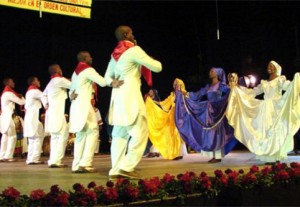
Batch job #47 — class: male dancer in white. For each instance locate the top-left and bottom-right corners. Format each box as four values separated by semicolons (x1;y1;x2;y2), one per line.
42;64;71;168
69;51;123;173
23;76;44;164
105;25;162;179
0;78;25;162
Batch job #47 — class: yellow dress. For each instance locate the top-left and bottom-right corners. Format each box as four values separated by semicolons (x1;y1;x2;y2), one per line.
145;92;182;159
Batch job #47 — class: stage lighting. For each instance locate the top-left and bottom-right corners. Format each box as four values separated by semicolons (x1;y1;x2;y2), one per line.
248;75;256;87
238;75;257;88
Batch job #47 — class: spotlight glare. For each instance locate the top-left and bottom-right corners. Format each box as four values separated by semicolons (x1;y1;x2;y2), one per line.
248;75;256;87
244;76;250;87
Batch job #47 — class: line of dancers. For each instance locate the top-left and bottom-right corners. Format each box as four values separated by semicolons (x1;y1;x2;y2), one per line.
1;36;300;181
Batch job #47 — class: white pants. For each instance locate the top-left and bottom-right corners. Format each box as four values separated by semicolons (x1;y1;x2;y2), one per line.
0;120;16;160
94;139;100;154
26;122;44;164
109;115;148;176
48;122;69;166
72;107;98;171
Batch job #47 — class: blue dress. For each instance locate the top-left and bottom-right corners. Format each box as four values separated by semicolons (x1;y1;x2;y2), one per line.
175;82;237;154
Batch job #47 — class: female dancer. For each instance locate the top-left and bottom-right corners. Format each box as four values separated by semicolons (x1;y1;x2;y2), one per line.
145;79;187;160
226;60;300;163
175;68;237;163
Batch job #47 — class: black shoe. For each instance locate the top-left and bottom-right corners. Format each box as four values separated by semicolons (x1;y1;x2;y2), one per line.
72;169;84;173
27;161;44;165
173;156;183;160
208;158;215;163
80;166;97;173
146;153;155;158
49;164;68;168
210;158;222;163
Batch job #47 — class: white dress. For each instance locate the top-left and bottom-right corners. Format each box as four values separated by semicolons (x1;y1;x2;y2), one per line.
226;73;300;162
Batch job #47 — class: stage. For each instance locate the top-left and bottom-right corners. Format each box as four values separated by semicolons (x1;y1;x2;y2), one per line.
1;150;300;195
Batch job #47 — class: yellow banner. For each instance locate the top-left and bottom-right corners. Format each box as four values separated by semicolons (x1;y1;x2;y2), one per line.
0;0;91;19
50;0;92;7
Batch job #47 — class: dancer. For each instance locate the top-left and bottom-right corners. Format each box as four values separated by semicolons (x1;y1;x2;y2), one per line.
105;25;162;179
143;88;161;158
69;51;122;173
23;76;44;164
41;64;71;168
175;68;236;163
226;60;300;163
146;79;188;160
0;78;25;162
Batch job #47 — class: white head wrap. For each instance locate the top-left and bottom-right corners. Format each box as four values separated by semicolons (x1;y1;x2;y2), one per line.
270;60;282;76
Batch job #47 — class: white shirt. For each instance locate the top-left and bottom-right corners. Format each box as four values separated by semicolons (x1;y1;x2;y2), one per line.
23;89;43;137
0;91;25;133
105;45;162;126
41;77;71;133
69;67;106;133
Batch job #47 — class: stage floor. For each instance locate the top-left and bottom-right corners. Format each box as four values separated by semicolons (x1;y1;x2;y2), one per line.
1;150;300;194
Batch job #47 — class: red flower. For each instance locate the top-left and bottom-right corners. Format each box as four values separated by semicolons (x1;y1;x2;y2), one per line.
106;181;114;188
94;185;105;193
30;189;46;201
200;171;207;177
189;171;196;177
180;172;194;182
50;185;60;194
200;177;211;189
88;181;96;189
140;177;161;196
289;168;300;177
225;168;233;174
104;188;118;201
84;189;97;202
73;183;84;192
261;166;272;175
227;171;239;184
274;169;290;181
177;173;183;179
250;165;259;173
214;170;224;178
290;162;300;169
238;169;244;174
163;173;175;183
126;186;139;199
45;186;69;206
2;187;20;200
57;192;69;206
272;162;287;171
219;176;228;186
116;178;130;186
242;173;257;185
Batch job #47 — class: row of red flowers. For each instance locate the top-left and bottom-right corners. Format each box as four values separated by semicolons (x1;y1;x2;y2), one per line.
1;162;300;206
